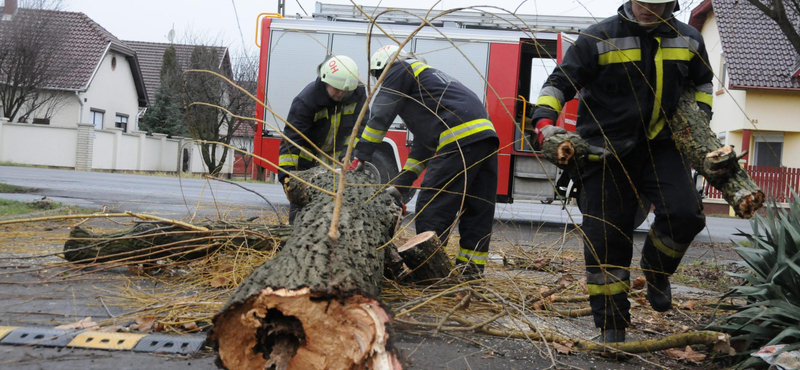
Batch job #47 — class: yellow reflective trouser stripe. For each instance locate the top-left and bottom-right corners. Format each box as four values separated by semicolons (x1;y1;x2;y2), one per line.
437;119;495;151
411;61;430;77
650;230;689;259
279;154;299;167
695;91;713;107
598;49;642;65
343;102;357;115
457;248;488;265
662;48;694;62
536;95;563;114
587;280;631;296
647;37;665;140
361;125;386;143
402;158;425;175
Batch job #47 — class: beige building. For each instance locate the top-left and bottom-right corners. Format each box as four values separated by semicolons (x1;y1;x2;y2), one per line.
690;0;800;169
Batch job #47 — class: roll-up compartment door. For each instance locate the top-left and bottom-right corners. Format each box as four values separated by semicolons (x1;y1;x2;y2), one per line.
264;31;330;133
413;39;489;103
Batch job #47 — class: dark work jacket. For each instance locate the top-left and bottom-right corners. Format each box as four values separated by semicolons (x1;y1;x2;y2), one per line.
278;78;368;177
354;59;497;187
531;3;714;157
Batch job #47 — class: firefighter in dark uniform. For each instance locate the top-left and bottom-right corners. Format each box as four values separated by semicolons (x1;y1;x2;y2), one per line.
529;0;714;343
278;55;368;224
351;45;499;275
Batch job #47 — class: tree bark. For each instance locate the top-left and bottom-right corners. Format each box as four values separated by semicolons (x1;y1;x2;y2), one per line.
209;166;403;370
670;88;764;218
63;222;291;264
395;231;454;283
541;87;765;218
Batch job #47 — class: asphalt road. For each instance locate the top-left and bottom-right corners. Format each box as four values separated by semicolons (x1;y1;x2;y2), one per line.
0;165;743;369
0;166;751;242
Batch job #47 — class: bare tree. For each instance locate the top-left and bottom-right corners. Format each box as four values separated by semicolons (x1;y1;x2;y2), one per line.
0;0;70;122
184;48;257;175
745;0;800;56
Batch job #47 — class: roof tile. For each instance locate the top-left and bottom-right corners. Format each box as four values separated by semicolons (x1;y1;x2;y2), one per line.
713;0;800;89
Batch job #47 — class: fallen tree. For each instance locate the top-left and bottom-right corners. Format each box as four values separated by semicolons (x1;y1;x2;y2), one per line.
541;86;764;218
63;222;292;264
209;167;404;370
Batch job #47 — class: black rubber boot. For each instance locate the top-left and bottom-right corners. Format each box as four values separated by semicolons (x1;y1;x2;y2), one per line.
599;328;629;360
454;260;484;278
644;270;672;312
601;329;626;343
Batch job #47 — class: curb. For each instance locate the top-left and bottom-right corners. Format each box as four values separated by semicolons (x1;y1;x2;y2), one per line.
0;326;207;355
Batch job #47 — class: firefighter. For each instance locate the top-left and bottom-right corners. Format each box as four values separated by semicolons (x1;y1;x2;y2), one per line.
529;0;713;343
350;45;499;276
278;55;368;224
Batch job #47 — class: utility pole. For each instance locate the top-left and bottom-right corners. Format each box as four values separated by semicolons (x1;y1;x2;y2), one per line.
277;0;285;17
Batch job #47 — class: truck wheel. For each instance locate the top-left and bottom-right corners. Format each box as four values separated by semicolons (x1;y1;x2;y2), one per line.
371;149;416;204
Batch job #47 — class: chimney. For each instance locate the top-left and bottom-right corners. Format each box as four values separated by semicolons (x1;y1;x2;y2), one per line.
2;0;18;21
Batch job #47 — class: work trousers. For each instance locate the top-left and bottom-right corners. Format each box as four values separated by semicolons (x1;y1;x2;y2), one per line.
414;138;499;269
578;138;706;329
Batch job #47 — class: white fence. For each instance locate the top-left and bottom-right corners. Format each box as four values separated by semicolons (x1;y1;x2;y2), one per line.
0;119;232;174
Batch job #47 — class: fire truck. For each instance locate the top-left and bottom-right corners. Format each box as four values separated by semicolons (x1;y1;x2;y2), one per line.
252;2;596;203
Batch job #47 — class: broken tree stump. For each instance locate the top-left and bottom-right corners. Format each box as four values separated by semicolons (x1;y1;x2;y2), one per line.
541;87;764;218
396;231;453;283
63;222;291;264
670;87;764;218
209;166;403;370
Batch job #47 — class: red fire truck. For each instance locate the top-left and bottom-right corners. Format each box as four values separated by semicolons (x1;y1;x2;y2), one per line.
252;3;595;203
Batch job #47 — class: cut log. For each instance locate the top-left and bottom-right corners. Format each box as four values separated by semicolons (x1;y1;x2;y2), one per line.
670;87;764;218
541;132;590;174
541;87;764;218
396;231;453;283
63;222;291;264
209;166;403;370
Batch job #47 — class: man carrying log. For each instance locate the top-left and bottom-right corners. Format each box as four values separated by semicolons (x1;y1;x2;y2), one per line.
278;54;368;223
527;0;714;343
350;45;499;276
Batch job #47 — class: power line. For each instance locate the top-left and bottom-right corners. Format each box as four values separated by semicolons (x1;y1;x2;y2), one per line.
296;0;309;16
230;0;248;55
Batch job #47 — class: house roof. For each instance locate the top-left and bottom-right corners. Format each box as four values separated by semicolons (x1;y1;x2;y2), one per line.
124;41;230;104
0;7;148;104
691;0;800;90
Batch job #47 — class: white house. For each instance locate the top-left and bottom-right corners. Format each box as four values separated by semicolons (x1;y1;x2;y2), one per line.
0;3;231;174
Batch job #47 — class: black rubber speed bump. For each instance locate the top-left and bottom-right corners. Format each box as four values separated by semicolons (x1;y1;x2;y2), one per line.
133;334;206;355
0;327;77;347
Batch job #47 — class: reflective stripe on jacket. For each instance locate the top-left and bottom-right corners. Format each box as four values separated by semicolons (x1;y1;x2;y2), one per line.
531;3;713;156
354;59;497;187
278;78;368;175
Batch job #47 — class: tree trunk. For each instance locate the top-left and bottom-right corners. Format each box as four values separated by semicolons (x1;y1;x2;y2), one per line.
209;166;403;370
63;222;291;264
395;231;454;283
541;87;764;218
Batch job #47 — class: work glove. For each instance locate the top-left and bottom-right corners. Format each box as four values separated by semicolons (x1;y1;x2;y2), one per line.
534;118;567;149
385;186;407;215
586;145;613;162
347;158;364;172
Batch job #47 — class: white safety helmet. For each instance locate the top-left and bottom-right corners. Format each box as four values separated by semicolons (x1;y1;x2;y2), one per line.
318;55;359;91
369;45;405;78
633;0;679;12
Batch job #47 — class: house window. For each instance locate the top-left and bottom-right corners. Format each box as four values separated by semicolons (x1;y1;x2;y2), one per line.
115;114;128;132
753;132;783;167
90;109;105;130
32;118;50;125
111;56;117;71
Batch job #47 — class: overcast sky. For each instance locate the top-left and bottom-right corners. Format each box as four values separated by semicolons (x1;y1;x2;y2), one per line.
56;0;629;55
